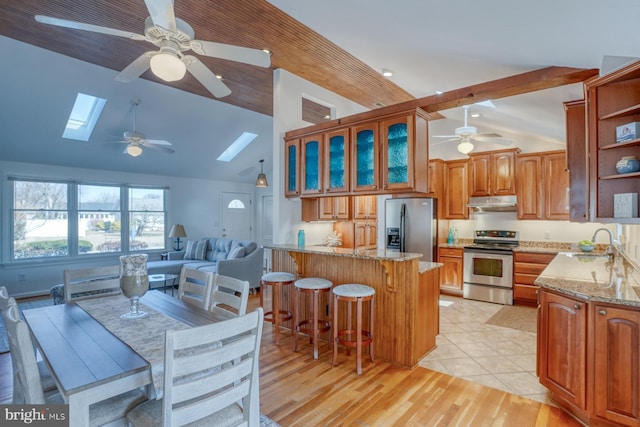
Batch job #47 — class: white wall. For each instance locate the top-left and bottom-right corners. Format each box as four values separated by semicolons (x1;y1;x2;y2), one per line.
271;69;367;245
0;160;256;297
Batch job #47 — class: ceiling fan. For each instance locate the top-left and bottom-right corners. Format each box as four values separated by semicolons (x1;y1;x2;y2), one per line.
34;0;271;98
432;106;512;154
114;98;174;157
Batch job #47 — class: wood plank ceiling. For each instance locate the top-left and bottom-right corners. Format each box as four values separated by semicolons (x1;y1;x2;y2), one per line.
0;0;416;117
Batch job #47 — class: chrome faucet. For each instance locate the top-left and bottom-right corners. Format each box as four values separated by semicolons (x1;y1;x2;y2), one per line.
591;227;615;260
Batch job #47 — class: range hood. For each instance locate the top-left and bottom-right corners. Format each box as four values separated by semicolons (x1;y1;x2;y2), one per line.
467;195;517;212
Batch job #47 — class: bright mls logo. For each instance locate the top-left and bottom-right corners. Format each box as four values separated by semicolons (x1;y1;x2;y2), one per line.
1;405;68;426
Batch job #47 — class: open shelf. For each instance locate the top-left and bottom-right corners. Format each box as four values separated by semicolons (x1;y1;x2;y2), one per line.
600;171;640;180
599;103;640;120
600;138;640;150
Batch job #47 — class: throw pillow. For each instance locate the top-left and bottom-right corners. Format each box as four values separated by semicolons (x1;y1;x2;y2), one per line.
227;246;246;260
183;240;197;260
195;239;208;260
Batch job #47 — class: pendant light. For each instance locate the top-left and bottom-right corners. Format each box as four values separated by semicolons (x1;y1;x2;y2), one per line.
255;159;268;187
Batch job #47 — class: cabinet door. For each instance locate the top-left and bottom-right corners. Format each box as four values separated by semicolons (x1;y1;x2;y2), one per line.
492;151;517;195
381;115;414;191
285;139;301;197
593;304;640;426
543;152;570;220
469;154;491;196
427;159;444;198
353;195;377;220
538;290;587;409
438;255;463;291
351;122;380;192
444;159;469;219
564;100;589;222
354;221;377;249
318;197;350;220
365;222;377;249
301;134;323;195
324;128;350;194
516;155;542;219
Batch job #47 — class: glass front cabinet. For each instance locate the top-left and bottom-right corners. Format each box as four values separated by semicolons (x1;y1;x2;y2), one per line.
351;121;380;192
284;139;301;197
301;134;323;195
324;128;350;194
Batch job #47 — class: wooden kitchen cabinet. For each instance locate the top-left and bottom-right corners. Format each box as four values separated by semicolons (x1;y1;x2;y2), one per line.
513;251;556;305
443;159;469;219
592;304;640;426
351;121;380;193
301;196;349;221
468;148;518;196
438;247;463;294
353;195;377;220
285;138;301;197
538;289;588;413
301;133;324;195
427;158;444;198
333;220;377;249
585;60;640;223
564;99;589;222
324;128;350;194
516;151;568;220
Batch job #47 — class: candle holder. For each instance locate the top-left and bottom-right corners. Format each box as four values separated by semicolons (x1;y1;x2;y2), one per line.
119;254;149;319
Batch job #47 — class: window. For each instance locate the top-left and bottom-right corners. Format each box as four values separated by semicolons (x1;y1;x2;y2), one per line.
11;179;166;260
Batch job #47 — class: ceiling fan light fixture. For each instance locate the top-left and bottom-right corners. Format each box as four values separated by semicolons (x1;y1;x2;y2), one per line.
382;68;393;77
150;52;186;82
457;140;474;154
126;143;143;157
255;159;268;188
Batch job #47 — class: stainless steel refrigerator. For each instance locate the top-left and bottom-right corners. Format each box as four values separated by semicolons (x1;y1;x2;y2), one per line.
385;198;437;262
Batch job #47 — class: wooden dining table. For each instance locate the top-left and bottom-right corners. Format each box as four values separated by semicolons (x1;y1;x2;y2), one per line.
22;290;235;426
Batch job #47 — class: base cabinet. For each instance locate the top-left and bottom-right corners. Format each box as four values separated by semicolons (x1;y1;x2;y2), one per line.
538;288;640;427
513;252;556;305
438;247;463;294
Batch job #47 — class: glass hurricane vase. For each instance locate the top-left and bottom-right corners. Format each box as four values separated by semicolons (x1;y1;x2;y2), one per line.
119;254;149;319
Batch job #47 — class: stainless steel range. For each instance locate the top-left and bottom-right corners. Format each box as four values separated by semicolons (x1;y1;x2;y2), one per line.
463;230;519;305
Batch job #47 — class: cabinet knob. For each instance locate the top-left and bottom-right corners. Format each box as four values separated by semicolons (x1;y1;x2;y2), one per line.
573;304;580;310
599;309;607;316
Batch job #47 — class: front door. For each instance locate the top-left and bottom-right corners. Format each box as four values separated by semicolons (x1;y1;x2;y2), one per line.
221;192;252;240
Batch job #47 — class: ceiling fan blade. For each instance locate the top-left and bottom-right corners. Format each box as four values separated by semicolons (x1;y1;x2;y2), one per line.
115;52;154;82
35;15;147;41
141;140;175;153
145;139;172;146
184;56;231;98
472;136;512;145
431;138;459;145
190;40;271;68
432;135;459;138
474;132;503;138
143;0;177;32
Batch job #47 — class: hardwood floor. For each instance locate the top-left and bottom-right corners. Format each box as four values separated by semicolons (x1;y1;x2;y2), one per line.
0;293;581;426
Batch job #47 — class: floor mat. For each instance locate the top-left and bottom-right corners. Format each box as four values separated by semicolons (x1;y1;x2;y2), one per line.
484;305;537;333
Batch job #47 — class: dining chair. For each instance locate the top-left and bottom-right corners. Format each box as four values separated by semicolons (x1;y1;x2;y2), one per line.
4;297;148;425
176;267;214;309
209;274;250;317
63;265;121;303
127;307;264;427
0;287;56;402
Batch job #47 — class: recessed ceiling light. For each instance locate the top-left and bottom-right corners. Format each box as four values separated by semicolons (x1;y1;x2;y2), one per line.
471;113;480;118
324;115;331;120
262;49;271;55
435;90;444;95
215;74;223;80
382;68;393;77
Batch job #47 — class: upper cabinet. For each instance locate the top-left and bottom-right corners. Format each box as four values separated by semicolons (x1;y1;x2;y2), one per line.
351;121;380;193
285;108;430;198
468;148;519;196
301;134;323;196
324;128;350;194
564;100;589;222
516;151;569;220
585;61;640;223
285;139;301;197
353;195;377;220
444;159;469;219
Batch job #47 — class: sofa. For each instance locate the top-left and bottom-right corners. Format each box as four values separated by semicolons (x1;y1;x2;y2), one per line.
146;238;264;289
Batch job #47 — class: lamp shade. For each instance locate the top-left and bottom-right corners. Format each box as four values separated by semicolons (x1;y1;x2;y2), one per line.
150;52;187;82
255;159;268;187
169;224;187;238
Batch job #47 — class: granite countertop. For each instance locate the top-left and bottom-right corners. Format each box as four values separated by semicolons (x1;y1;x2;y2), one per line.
438;240;608;255
535;252;640;308
419;261;443;273
265;244;423;262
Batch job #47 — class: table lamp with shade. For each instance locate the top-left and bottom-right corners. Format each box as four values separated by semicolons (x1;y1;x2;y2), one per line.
169;224;187;251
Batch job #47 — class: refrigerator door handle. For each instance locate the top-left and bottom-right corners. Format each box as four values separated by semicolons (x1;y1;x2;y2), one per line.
400;203;406;252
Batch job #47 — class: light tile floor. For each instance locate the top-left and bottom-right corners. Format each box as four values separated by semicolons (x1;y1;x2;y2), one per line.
418;295;554;405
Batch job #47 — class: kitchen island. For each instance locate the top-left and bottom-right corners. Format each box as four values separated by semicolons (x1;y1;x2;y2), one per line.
535;251;640;427
265;244;442;368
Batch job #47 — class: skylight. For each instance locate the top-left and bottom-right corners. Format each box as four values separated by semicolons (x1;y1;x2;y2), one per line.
217;132;258;162
62;93;107;141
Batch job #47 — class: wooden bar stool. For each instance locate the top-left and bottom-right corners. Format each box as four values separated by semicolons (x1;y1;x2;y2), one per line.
293;277;332;359
260;272;295;345
332;284;375;375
